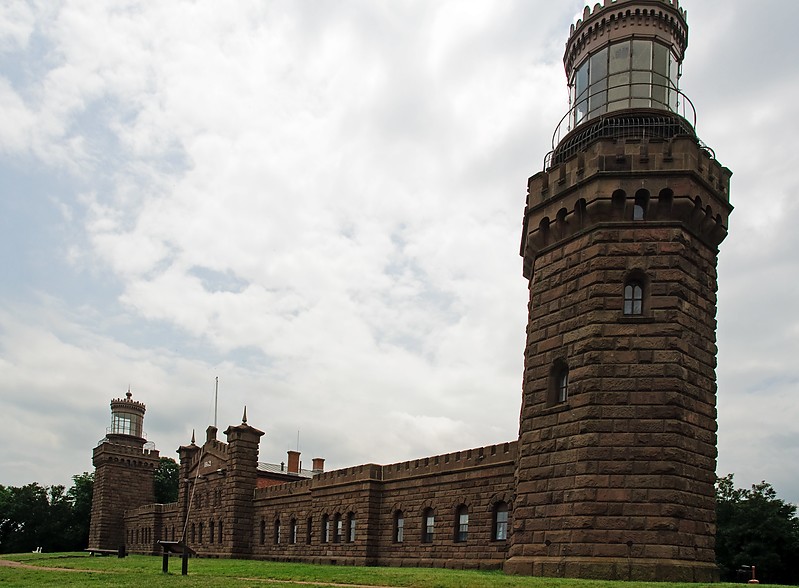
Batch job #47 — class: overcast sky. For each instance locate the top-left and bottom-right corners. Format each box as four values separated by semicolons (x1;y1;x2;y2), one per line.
1;0;797;505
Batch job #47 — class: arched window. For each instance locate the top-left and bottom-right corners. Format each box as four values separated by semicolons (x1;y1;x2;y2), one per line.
209;519;215;544
422;508;435;543
260;519;265;545
306;517;313;544
218;521;222;544
333;513;343;543
199;522;203;544
290;518;298;544
455;505;468;542
347;512;356;543
394;510;404;543
274;519;281;544
557;369;568;403
624;281;644;315
633;189;649;220
322;514;330;543
493;502;509;541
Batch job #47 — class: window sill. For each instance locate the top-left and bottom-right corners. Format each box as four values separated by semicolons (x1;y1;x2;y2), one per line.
540;403;572;416
618;315;655;323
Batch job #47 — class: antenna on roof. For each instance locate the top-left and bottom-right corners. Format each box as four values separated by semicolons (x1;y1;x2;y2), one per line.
213;376;219;428
297;430;300;452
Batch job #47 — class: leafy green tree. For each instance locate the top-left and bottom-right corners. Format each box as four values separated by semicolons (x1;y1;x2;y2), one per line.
0;474;94;554
67;472;94;548
0;483;51;553
716;474;799;584
154;457;179;504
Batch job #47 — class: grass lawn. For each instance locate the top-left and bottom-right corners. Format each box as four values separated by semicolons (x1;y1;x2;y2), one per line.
0;553;779;588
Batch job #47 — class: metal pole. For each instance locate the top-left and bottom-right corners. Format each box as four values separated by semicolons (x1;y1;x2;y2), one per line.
182;544;189;576
214;376;218;429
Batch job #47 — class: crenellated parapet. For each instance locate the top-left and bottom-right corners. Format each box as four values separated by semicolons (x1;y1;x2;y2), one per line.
566;0;688;75
380;441;517;481
521;133;732;279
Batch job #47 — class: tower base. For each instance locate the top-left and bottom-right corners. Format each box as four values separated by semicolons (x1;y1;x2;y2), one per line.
504;556;719;582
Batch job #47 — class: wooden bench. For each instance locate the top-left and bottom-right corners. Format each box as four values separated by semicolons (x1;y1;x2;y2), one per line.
84;548;121;557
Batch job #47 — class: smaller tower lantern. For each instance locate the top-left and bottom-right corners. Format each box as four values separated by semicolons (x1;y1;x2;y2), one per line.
109;391;147;439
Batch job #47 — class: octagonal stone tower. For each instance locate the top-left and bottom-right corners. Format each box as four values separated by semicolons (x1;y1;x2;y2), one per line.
506;0;731;581
88;392;160;552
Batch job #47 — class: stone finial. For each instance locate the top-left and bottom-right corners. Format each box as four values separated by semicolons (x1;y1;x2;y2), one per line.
191;429;196;445
242;406;248;424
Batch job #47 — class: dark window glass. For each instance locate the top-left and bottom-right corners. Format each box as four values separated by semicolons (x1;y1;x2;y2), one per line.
557;369;569;403
394;511;405;543
422;509;435;543
495;503;509;541
347;513;356;543
455;506;468;542
624;282;644;315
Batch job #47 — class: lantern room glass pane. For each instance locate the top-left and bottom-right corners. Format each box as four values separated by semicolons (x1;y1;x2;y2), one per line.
669;51;679;110
652;73;668;108
574;60;589;125
588;48;607;116
631;71;650;106
632;40;652;71
608;41;630;74
607;72;630;111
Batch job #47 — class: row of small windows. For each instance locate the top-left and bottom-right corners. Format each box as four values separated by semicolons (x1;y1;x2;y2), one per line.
129;527;152;545
129;524;221;546
395;502;509;544
195;488;222;509
256;504;510;547
189;520;223;545
260;513;356;546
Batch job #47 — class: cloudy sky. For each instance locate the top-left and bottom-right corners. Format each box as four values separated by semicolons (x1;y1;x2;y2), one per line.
1;0;797;505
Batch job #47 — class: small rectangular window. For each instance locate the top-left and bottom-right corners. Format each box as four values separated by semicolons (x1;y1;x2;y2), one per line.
457;512;469;542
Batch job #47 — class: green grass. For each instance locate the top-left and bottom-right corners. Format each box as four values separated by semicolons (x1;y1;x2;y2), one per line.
0;553;782;588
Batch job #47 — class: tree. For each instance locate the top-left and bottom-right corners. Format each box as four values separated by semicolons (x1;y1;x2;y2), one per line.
716;474;799;584
154;457;179;504
0;483;51;553
67;472;94;548
0;474;94;554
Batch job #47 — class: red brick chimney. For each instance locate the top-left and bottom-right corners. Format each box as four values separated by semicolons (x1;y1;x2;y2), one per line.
287;450;300;474
312;457;325;473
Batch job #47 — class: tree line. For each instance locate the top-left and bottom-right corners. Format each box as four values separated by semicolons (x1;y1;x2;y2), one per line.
2;466;798;583
0;457;178;554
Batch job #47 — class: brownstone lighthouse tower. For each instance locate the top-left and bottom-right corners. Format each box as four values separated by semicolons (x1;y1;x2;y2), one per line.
506;0;731;581
88;392;160;551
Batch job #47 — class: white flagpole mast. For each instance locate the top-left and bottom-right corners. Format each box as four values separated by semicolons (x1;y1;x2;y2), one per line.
214;376;219;429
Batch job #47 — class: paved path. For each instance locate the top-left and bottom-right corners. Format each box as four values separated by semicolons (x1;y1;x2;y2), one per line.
0;557;109;572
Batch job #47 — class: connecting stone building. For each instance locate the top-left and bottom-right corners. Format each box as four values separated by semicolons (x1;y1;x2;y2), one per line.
88;0;731;581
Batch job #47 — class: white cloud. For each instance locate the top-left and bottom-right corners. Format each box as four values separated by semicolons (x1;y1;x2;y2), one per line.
1;0;798;508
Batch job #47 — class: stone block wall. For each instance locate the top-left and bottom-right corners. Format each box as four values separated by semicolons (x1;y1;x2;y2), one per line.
508;134;728;581
88;438;160;551
248;442;517;569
